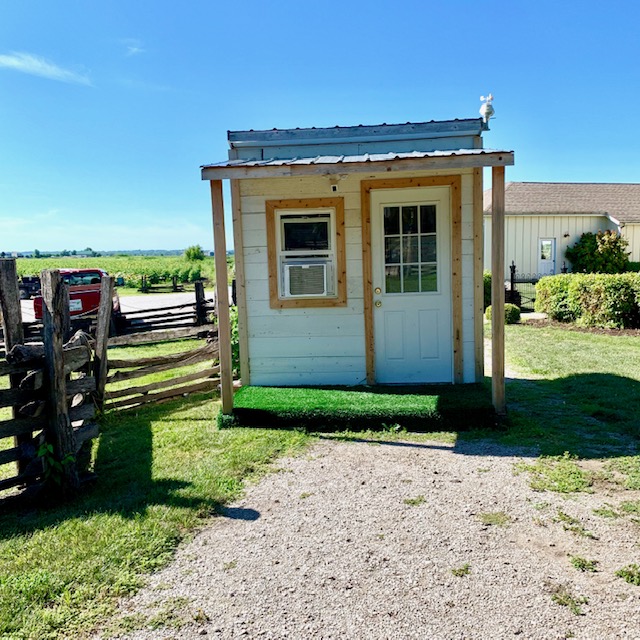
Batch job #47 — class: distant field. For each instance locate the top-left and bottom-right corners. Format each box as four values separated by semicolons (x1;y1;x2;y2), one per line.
16;256;219;288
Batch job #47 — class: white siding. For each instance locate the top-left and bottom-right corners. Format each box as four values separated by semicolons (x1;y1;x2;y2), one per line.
460;173;476;383
622;224;640;262
239;168;478;386
240;173;367;386
484;215;616;275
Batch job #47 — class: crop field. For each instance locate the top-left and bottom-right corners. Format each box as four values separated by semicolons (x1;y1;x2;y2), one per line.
15;256;221;288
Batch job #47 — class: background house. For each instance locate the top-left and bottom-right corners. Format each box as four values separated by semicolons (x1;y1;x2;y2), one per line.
483;182;640;275
201;118;513;413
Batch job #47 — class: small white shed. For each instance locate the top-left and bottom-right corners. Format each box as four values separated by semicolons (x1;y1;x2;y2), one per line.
201;119;513;415
483;182;640;275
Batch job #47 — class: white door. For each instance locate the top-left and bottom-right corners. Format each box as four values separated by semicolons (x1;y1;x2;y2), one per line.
371;187;452;383
538;238;556;275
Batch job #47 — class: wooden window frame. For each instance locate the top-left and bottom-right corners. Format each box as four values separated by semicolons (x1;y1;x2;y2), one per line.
266;197;347;309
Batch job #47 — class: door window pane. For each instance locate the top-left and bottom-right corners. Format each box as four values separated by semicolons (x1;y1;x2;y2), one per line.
384;207;400;235
385;266;401;293
421;265;438;292
402;236;418;263
420;205;436;233
540;240;553;260
403;266;420;292
420;235;436;263
385;237;401;263
402;206;418;234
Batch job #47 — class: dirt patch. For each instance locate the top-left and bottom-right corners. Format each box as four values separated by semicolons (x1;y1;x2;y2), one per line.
522;318;640;337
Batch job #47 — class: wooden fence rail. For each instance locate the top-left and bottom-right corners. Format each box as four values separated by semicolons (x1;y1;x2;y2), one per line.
103;331;219;411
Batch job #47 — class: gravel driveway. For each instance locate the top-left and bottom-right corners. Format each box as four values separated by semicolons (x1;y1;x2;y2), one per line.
104;437;640;640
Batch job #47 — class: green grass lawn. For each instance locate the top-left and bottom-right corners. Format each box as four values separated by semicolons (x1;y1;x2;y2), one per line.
492;324;640;457
1;322;639;638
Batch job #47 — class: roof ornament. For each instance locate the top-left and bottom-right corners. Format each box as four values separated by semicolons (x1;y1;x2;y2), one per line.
479;94;495;126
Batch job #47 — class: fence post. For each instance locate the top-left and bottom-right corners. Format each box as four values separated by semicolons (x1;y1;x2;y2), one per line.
93;276;114;412
41;270;79;492
194;281;206;326
510;261;516;292
0;258;29;474
172;275;178;292
62;281;71;343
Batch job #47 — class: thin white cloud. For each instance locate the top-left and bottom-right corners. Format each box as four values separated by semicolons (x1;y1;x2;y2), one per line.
122;39;145;57
0;51;91;86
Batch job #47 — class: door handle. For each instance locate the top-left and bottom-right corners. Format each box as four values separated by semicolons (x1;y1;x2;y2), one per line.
375;300;382;308
374;287;382;294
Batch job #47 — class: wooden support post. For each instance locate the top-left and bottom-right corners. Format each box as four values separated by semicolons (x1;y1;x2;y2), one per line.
41;270;79;491
194;281;206;326
0;259;28;473
210;180;234;414
93;275;114;412
491;167;506;415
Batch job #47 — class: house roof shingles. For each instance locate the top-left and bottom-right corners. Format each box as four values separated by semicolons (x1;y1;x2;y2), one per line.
483;182;640;224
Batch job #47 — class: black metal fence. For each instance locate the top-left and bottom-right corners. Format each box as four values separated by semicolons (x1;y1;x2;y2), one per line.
507;262;568;312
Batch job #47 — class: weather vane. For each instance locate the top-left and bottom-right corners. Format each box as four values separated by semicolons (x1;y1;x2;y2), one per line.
479;94;495;125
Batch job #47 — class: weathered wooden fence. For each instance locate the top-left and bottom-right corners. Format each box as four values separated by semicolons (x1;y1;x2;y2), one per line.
0;259;110;495
119;281;213;334
139;274;190;293
101;281;220;411
0;259;222;499
102;328;219;412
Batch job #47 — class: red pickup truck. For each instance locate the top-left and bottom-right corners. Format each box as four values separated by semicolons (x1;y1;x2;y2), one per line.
33;269;124;333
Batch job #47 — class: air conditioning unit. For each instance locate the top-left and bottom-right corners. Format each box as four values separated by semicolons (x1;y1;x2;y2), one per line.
283;260;331;297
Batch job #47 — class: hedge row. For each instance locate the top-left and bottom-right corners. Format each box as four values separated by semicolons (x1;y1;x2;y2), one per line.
535;273;640;328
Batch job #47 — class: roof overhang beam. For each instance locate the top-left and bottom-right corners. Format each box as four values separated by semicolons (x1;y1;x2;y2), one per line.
201;151;514;181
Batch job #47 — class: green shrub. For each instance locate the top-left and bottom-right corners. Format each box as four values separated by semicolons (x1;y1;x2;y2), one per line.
184;245;205;261
629;262;640;272
535;273;640;328
571;273;640;328
535;274;577;322
565;230;630;273
483;271;491;310
229;305;240;377
485;303;520;324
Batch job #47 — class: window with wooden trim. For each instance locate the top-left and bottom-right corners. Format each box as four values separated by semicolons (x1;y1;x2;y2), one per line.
266;197;347;308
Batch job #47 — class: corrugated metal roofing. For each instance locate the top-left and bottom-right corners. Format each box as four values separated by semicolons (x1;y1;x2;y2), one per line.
483;182;640;224
227;119;487;147
202;148;509;170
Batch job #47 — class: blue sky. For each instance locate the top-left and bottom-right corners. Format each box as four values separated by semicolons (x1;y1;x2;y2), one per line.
1;0;638;252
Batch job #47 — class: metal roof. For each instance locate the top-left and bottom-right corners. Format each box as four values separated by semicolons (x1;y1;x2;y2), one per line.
228;119;487;148
201;148;514;180
483;182;640;224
